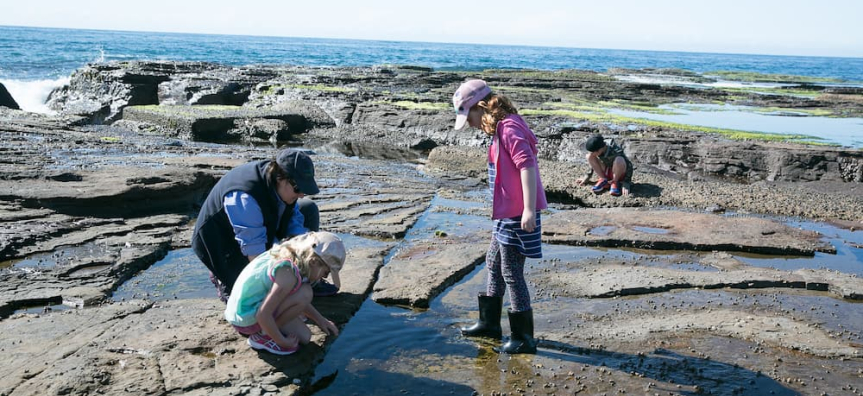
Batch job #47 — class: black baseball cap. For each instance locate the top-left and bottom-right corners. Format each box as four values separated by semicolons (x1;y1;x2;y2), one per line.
584;135;606;152
276;149;320;195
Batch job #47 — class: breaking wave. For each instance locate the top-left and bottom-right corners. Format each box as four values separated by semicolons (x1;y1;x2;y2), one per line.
0;77;69;114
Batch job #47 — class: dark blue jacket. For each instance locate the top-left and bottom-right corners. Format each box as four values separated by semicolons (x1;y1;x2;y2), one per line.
192;160;295;293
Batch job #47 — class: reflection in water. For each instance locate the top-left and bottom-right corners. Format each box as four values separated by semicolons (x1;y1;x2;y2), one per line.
111;248;216;302
609;104;863;148
631;225;670;235
6;241;119;269
735;219;863;276
588;225;617;236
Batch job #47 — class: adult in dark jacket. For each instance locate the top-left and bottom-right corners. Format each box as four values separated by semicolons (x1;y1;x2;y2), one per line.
192;149;337;301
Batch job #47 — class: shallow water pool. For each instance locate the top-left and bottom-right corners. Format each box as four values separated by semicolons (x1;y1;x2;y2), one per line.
609;103;863;148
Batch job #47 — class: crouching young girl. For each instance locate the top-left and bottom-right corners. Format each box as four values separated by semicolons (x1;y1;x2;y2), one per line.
224;231;346;355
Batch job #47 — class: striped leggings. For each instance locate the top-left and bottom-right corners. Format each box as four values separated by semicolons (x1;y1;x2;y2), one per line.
486;237;531;312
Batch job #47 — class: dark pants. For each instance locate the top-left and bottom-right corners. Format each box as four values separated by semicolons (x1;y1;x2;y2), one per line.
485;237;530;312
297;198;320;232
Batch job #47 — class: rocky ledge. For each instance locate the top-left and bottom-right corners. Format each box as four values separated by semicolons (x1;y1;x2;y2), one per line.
40;61;863;184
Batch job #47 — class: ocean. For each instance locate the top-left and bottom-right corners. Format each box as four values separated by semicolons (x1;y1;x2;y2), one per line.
1;25;862;114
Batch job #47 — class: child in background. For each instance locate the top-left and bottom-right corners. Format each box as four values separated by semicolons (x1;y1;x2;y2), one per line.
224;231;345;355
575;134;633;196
453;79;547;354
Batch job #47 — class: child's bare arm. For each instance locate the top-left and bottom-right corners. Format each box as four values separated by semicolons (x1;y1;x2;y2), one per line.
576;169;593;185
256;267;300;348
520;167;537;232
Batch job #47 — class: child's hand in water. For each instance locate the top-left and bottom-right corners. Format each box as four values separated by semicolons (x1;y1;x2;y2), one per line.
321;320;339;336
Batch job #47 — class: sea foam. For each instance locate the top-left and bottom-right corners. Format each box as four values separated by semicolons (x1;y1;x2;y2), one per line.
0;77;69;114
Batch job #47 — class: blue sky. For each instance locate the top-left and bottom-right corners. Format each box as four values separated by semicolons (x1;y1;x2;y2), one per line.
3;0;862;57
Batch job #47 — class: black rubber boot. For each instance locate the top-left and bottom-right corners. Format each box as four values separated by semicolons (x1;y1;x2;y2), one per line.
497;309;537;354
461;294;503;339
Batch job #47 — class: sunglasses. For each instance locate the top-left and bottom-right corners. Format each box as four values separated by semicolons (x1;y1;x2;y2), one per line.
286;178;301;194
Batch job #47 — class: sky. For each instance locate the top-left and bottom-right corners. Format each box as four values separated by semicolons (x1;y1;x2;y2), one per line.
2;0;862;57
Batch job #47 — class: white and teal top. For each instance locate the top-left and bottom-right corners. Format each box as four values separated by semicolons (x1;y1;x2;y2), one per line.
224;252;303;327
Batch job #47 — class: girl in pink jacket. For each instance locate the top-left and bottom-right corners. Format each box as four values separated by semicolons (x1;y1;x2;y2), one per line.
452;79;547;354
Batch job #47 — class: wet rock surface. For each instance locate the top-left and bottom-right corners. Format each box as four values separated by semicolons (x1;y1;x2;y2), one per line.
122;104;335;143
373;229;488;308
1;62;862;395
536;252;863;301
542;207;835;256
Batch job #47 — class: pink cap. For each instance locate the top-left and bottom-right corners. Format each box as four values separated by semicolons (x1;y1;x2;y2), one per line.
452;79;492;130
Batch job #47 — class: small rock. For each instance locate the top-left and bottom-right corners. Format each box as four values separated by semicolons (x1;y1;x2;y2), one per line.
706;204;725;214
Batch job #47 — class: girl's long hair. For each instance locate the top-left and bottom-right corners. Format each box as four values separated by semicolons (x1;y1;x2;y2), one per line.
269;241;319;279
479;93;519;136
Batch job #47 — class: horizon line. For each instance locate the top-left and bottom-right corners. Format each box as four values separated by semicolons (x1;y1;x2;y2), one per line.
2;23;862;60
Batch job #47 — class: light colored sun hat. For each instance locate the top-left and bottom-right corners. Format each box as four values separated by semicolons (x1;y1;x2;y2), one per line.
288;231;346;288
452;79;492;130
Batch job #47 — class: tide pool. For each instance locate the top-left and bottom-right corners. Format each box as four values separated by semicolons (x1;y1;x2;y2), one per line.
609;104;863;148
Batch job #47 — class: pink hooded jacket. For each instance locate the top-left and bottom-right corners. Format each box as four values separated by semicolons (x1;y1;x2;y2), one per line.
488;114;548;219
